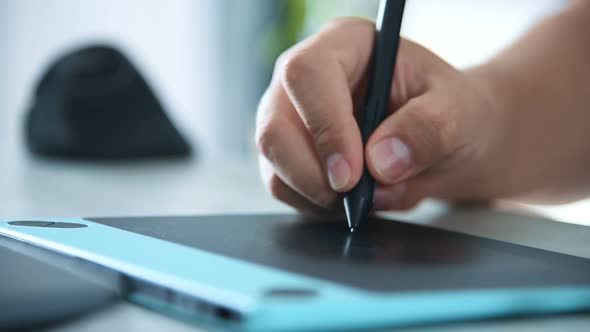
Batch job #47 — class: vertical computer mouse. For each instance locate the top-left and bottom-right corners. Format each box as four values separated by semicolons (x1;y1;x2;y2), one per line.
25;45;192;159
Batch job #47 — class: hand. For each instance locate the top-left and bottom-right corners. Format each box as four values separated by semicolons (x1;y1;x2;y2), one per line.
255;17;509;214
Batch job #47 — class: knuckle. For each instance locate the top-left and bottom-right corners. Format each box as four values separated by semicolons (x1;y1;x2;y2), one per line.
267;173;286;201
416;103;458;153
280;50;317;90
308;119;339;156
274;48;294;75
419;112;446;149
255;118;281;162
258;155;274;184
440;112;461;151
326;16;374;30
413;104;444;142
398;102;448;162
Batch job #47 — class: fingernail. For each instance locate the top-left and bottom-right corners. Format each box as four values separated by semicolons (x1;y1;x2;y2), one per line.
373;183;406;210
369;137;411;181
326;153;351;191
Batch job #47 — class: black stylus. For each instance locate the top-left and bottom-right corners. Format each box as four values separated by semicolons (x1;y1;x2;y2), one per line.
343;0;405;232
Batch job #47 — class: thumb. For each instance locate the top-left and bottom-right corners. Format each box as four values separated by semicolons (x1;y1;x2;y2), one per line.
366;96;462;184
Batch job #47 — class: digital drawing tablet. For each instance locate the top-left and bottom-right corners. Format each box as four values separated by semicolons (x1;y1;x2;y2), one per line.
2;214;590;331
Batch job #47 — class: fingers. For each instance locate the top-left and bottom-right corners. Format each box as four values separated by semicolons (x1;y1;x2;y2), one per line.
373;177;431;211
279;17;376;192
366;95;464;185
259;156;336;215
372;167;488;211
256;78;337;208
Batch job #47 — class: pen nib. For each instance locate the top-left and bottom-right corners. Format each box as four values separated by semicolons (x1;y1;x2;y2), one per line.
343;196;371;231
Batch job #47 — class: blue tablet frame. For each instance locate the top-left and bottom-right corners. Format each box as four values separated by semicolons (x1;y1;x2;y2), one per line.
2;217;590;331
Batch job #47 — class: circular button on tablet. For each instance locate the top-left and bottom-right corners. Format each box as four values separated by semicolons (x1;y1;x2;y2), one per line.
8;221;87;228
264;288;318;298
8;221;55;227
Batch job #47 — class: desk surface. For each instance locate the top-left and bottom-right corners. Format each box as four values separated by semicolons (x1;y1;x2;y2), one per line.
3;145;590;331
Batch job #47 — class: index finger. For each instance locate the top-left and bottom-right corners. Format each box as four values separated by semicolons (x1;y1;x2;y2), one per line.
278;17;376;192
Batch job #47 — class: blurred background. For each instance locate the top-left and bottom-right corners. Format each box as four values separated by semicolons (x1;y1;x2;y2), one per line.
3;0;585;224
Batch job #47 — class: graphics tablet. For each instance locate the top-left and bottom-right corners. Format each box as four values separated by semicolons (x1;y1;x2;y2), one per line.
2;214;590;331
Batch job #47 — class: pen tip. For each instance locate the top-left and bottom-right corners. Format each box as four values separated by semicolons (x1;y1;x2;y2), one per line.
343;195;371;232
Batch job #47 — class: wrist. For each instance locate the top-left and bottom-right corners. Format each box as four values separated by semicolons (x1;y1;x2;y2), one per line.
460;63;531;199
462;63;512;123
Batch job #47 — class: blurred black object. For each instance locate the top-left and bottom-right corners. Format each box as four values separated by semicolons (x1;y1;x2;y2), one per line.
25;45;191;159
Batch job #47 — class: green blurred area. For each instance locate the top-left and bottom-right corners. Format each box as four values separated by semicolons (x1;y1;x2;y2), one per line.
260;0;379;66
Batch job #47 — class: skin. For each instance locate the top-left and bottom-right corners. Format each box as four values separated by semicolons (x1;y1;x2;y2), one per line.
255;1;590;215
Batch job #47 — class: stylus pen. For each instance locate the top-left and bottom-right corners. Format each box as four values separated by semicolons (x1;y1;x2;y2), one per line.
343;0;405;232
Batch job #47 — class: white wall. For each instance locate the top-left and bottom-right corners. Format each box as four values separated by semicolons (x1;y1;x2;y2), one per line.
402;0;566;68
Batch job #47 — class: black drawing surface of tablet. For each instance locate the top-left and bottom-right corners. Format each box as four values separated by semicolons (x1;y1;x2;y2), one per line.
88;215;590;291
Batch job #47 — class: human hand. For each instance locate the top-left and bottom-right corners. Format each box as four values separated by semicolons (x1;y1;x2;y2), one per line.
255;17;510;214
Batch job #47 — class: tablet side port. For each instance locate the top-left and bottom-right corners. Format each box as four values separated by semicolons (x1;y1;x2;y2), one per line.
124;277;243;325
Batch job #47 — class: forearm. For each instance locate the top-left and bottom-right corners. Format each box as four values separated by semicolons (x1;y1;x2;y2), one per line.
467;1;590;203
